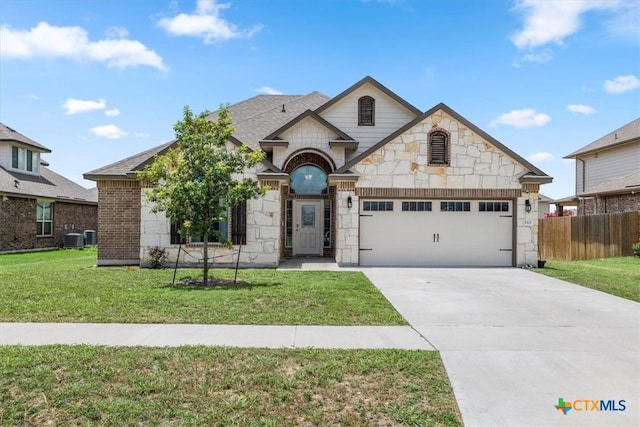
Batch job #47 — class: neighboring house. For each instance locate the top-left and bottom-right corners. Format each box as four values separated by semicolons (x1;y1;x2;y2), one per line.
0;123;98;253
564;118;640;215
84;76;552;267
538;193;553;218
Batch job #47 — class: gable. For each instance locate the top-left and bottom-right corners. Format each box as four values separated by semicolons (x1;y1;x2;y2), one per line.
316;79;420;155
346;107;547;190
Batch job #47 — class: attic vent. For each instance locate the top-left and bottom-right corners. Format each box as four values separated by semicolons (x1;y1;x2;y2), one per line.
281;104;286;113
64;233;84;249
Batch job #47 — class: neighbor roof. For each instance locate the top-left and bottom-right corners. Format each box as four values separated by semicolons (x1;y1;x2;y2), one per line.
0;165;97;204
564;117;640;158
579;170;640;196
0;122;52;152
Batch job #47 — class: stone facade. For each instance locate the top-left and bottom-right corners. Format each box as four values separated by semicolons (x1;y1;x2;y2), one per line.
0;196;97;253
578;194;640;215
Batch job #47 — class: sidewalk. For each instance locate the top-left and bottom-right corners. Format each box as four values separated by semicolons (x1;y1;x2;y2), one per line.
0;322;433;350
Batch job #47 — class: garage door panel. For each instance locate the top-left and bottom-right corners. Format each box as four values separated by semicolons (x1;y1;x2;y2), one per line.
360;200;512;267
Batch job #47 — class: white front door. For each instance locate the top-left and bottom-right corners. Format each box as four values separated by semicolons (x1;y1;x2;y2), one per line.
293;200;323;256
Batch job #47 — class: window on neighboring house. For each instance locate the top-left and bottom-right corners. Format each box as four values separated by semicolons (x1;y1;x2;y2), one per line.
12;146;39;173
36;201;52;236
358;96;375;126
170;202;247;245
428;132;448;165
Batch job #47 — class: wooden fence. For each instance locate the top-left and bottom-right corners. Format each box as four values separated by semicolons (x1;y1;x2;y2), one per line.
538;211;639;261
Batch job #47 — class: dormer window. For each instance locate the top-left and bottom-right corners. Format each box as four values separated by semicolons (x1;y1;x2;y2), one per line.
12;146;39;173
358;96;375;126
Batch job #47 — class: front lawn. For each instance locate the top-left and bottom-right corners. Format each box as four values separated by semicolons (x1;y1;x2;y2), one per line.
0;249;404;325
0;345;462;426
534;257;640;302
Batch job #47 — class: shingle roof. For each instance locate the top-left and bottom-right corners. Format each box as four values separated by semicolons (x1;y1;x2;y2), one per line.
579;170;640;196
0;165;97;204
564;117;640;158
85;92;331;179
0;122;52;152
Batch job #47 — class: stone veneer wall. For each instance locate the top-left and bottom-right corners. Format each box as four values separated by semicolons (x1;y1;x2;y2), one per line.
139;187;281;268
0;196;96;253
97;180;141;265
579;194;640;215
335;182;359;266
346;109;540;266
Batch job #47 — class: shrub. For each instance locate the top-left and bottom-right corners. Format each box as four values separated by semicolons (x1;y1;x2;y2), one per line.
633;241;640;257
147;246;169;268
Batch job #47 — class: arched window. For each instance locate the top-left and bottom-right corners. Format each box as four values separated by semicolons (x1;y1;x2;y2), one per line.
358;96;375;126
429;131;448;165
290;165;327;194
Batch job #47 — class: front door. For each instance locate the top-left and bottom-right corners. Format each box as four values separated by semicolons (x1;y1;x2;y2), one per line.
293;200;323;256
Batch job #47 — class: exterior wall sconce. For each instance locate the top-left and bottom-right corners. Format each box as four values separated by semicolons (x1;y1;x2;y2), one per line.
347;196;353;209
525;199;532;213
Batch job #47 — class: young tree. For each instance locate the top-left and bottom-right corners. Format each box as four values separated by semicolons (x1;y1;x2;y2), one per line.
138;105;266;285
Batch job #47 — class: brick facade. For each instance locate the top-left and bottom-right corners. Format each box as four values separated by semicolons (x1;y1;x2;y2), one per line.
96;180;141;265
0;196;97;252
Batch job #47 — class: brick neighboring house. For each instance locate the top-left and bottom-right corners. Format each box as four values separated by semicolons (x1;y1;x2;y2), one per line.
0;123;98;253
563;117;640;215
85;76;552;268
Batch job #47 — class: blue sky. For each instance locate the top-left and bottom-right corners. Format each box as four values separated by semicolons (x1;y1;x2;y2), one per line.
1;0;638;199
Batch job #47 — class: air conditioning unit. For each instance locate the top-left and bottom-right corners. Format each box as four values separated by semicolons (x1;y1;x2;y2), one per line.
64;233;84;249
84;230;97;246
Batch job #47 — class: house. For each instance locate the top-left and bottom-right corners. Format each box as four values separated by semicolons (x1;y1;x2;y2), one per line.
538;194;553;218
84;76;552;267
0;123;98;253
563;117;640;215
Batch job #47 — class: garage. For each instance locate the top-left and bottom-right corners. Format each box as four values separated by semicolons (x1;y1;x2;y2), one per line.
359;199;513;267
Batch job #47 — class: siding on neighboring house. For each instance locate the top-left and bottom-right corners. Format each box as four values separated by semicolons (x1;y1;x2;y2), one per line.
579;143;640;193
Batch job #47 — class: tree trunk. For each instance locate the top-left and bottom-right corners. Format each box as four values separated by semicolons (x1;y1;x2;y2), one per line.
203;235;209;286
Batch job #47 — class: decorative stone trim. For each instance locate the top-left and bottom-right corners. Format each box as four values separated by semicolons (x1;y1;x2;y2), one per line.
355;187;522;198
522;183;540;193
283;149;335;174
336;181;356;191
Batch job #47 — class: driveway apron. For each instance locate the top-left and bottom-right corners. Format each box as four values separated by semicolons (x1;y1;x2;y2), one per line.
363;267;640;427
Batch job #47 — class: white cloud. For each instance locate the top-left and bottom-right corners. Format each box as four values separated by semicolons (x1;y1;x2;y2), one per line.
511;0;617;50
255;86;283;95
157;0;263;44
567;104;596;115
490;109;551;128
603;75;640;94
528;152;555;162
105;108;120;117
0;22;166;71
604;1;640;40
90;124;127;139
105;26;129;39
62;98;106;115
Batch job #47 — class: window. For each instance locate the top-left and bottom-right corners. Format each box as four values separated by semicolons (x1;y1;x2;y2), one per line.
440;201;470;212
363;201;394;211
170;202;246;244
12;146;39;173
358;96;375;126
324;200;331;248
290;165;327;194
36;201;52;236
402;201;432;212
428;132;448;165
285;199;293;248
479;201;509;212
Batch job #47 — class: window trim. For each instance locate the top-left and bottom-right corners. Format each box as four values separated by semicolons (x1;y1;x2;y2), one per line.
12;146;39;173
36;201;53;236
358;96;375;126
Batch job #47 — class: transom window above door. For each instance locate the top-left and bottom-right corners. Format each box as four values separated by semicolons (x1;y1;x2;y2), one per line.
290;165;327;194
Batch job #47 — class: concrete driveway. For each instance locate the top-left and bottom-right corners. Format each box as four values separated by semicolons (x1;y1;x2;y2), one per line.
362;268;640;427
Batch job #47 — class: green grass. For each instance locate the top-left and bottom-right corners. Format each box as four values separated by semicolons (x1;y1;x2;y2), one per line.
535;257;640;302
0;249;404;325
0;345;462;426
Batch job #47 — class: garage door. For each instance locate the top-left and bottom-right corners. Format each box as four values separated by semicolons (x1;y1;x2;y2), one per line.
359;200;513;266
